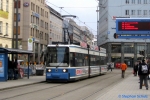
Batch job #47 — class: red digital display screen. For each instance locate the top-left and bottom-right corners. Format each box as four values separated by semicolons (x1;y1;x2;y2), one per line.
118;22;150;31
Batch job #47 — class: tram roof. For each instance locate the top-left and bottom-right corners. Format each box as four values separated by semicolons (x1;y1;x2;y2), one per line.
0;47;33;54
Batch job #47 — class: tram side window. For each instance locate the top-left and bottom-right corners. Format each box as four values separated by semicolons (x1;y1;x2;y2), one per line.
70;52;88;67
90;55;96;66
100;56;106;65
90;55;100;66
96;56;100;65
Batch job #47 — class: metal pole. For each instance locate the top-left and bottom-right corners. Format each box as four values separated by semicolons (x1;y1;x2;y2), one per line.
16;0;18;59
63;28;66;42
145;39;146;60
97;6;99;36
28;54;30;79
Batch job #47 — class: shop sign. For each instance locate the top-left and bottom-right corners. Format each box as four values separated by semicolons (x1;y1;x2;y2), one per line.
30;23;39;29
28;38;33;51
32;12;40;18
23;2;29;7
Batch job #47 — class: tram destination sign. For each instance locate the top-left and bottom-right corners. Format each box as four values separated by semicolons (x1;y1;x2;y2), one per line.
116;19;150;34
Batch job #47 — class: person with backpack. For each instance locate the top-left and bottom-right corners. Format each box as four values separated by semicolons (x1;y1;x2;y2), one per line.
138;59;149;90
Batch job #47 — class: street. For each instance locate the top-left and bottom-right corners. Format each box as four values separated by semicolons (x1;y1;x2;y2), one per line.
0;69;132;100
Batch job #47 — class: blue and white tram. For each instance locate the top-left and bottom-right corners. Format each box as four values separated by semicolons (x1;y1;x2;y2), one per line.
44;44;107;82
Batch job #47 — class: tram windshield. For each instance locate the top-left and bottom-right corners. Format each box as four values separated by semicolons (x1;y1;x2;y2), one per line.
46;47;69;67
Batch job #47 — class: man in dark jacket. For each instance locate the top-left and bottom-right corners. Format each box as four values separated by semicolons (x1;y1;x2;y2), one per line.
133;63;138;76
138;59;149;90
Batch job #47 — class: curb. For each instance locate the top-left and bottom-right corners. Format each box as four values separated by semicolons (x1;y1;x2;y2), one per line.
0;81;46;91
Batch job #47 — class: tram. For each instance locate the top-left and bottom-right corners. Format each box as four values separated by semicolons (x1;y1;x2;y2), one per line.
43;43;107;82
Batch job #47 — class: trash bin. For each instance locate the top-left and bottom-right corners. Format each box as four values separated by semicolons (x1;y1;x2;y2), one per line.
35;65;44;75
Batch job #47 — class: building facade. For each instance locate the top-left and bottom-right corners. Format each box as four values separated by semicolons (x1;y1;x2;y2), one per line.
62;18;93;45
13;0;49;63
48;6;63;43
98;0;150;67
0;0;14;48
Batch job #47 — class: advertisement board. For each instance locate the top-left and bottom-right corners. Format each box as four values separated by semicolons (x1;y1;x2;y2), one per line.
0;54;4;77
28;38;33;51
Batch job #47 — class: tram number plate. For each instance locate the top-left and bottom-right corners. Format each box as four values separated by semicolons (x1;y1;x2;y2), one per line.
47;73;51;76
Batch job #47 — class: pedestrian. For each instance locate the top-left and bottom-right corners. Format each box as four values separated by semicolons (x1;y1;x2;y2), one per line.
120;62;127;78
107;62;112;71
138;61;141;83
8;58;13;80
133;62;138;76
13;58;18;80
138;59;149;90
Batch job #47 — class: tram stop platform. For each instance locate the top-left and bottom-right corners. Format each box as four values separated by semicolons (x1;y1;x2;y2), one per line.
0;76;45;91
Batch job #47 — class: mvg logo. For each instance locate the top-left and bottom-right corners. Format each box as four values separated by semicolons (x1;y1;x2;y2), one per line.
23;2;29;7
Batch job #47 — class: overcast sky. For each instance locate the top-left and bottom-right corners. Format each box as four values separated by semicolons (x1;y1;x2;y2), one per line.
46;0;98;35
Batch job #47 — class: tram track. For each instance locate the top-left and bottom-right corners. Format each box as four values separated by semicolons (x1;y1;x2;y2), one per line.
0;71;130;100
0;82;65;100
47;73;119;100
80;73;131;100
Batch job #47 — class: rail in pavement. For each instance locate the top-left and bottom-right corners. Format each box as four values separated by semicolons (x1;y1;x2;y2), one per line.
95;74;150;100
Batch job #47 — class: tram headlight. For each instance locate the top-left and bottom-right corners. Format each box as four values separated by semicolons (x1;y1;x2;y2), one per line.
48;69;51;72
63;69;67;73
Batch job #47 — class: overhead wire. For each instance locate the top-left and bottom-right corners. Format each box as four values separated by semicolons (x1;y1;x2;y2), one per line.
45;0;98;34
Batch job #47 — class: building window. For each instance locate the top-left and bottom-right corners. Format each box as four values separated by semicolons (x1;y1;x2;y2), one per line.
138;0;141;4
0;0;2;10
31;2;32;10
45;33;46;40
0;21;2;33
40;20;44;28
14;26;20;35
31;28;32;36
14;13;20;21
143;10;147;15
36;5;38;13
144;0;147;4
125;10;129;15
126;0;129;4
41;8;42;16
33;4;35;11
6;0;8;11
131;10;135;15
131;0;135;4
6;23;8;35
14;0;20;8
111;44;121;53
137;10;141;15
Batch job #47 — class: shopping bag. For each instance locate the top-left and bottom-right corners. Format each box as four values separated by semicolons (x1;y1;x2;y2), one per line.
133;70;134;74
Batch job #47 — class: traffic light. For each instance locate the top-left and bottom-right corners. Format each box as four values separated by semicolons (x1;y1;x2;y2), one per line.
114;33;118;39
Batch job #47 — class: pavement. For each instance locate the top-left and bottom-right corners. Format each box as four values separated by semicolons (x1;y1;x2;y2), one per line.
0;70;150;100
96;73;150;100
0;76;45;91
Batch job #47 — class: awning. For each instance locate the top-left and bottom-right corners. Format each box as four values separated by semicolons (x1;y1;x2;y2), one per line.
0;47;33;54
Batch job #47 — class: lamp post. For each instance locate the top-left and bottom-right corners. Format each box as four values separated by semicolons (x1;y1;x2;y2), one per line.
15;0;19;60
144;39;146;60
